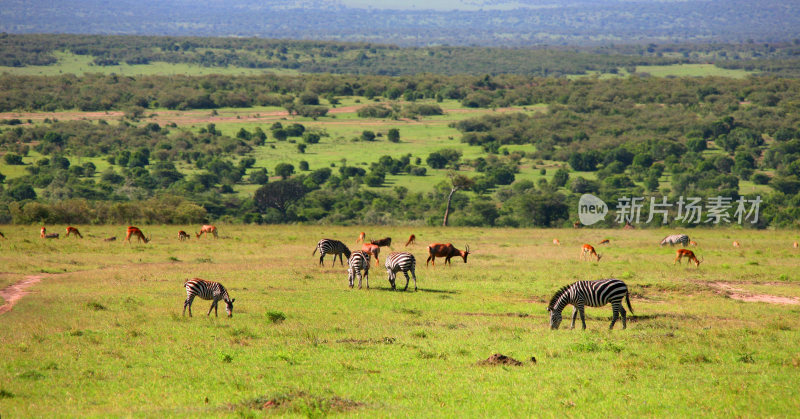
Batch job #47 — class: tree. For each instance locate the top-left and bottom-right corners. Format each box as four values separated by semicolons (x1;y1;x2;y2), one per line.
274;163;295;179
387;128;400;143
4;153;23;165
253;179;306;220
442;172;475;227
552;168;569;187
248;168;269;185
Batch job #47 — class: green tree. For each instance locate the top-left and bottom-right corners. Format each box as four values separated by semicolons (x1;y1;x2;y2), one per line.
387;128;400;143
274;163;295;179
442;172;475;227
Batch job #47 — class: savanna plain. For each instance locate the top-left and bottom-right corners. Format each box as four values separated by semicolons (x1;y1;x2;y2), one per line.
1;225;799;417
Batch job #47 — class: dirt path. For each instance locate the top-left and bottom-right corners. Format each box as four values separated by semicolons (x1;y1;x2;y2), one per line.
0;275;45;315
710;282;800;305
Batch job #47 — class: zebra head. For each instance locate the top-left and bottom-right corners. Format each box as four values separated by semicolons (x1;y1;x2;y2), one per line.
548;307;563;330
225;298;236;317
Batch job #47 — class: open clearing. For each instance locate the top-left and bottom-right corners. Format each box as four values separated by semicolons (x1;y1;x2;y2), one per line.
1;225;799;416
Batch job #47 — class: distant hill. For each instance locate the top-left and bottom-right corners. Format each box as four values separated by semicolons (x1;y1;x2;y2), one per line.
2;0;798;46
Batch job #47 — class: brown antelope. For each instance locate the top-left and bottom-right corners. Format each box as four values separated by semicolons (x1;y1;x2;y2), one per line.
178;230;191;241
41;227;59;239
405;234;416;247
361;243;381;266
689;240;698;247
103;236;117;242
196;225;218;239
580;244;602;262
553;239;561;246
573;221;581;229
674;249;703;267
356;232;366;244
370;237;392;248
40;226;46;239
733;241;741;248
623;222;635;230
599;239;610;245
794;241;799;249
0;231;5;239
65;226;83;238
125;226;150;244
426;243;470;267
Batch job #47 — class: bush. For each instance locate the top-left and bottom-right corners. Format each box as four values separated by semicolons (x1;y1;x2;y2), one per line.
387;128;400;143
299;161;309;171
361;130;376;141
274;163;295;179
357;104;393;118
3;153;23;165
751;173;770;185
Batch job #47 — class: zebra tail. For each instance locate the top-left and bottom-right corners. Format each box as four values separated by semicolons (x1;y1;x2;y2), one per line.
626;292;634;314
312;247;318;256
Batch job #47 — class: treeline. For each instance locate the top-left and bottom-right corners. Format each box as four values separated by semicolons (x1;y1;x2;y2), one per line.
2;71;799;113
3;33;800;77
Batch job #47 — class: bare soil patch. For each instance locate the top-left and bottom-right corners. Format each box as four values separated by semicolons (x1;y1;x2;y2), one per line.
477;353;529;366
709;282;800;306
0;275;46;315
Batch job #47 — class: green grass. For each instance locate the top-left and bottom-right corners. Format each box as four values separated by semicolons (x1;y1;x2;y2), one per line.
634;64;753;78
1;225;799;416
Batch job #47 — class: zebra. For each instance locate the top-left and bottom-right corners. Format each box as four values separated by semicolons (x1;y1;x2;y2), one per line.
547;278;633;330
660;234;690;246
347;251;371;289
313;239;351;266
183;278;236;318
385;252;417;291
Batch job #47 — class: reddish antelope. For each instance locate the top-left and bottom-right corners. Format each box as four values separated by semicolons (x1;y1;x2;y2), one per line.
580;244;602;262
0;231;5;239
356;232;366;244
674;249;703;267
689;240;698;247
196;225;218;239
40;227;46;239
178;230;191;241
599;239;610;245
361;243;381;266
405;234;416;247
733;241;741;248
103;236;117;242
125;226;150;244
573;221;581;229
426;243;470;267
794;241;799;249
553;239;561;246
65;226;83;238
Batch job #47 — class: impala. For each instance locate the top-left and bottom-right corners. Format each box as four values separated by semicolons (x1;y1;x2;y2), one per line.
196;225;218;239
405;234;416;247
356;232;366;244
689;240;698;247
361;243;381;266
65;226;83;238
674;249;703;267
41;227;58;239
599;239;610;245
125;226;150;244
794;241;798;249
426;243;469;267
733;241;741;248
553;239;561;246
580;244;602;262
178;231;191;241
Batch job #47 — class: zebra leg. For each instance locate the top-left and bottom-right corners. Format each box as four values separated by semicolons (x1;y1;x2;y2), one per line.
620;305;627;329
357;270;362;289
365;268;370;290
402;271;411;291
570;307;578;329
319;254;325;266
610;303;620;330
183;295;195;317
578;306;587;330
411;268;417;291
348;270;354;288
208;298;218;317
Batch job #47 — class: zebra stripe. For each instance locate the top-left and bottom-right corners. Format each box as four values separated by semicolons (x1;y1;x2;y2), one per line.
348;251;371;289
183;278;235;317
313;239;351;266
385;252;417;291
547;278;633;330
660;234;690;246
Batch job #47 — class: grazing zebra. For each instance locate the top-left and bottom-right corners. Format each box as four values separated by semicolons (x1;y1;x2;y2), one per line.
312;239;351;266
547;278;633;330
183;278;236;318
385;252;417;291
347;251;371;289
660;234;690;246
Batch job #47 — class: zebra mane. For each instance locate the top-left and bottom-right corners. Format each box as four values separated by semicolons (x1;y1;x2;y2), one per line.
547;283;573;310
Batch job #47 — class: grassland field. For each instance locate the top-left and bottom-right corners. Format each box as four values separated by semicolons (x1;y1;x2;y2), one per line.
1;225;799;417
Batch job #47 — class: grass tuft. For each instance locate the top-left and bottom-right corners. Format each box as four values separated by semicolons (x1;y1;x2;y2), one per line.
86;301;106;311
266;311;286;323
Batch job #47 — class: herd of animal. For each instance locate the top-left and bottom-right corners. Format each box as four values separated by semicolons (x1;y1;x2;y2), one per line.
9;226;799;329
